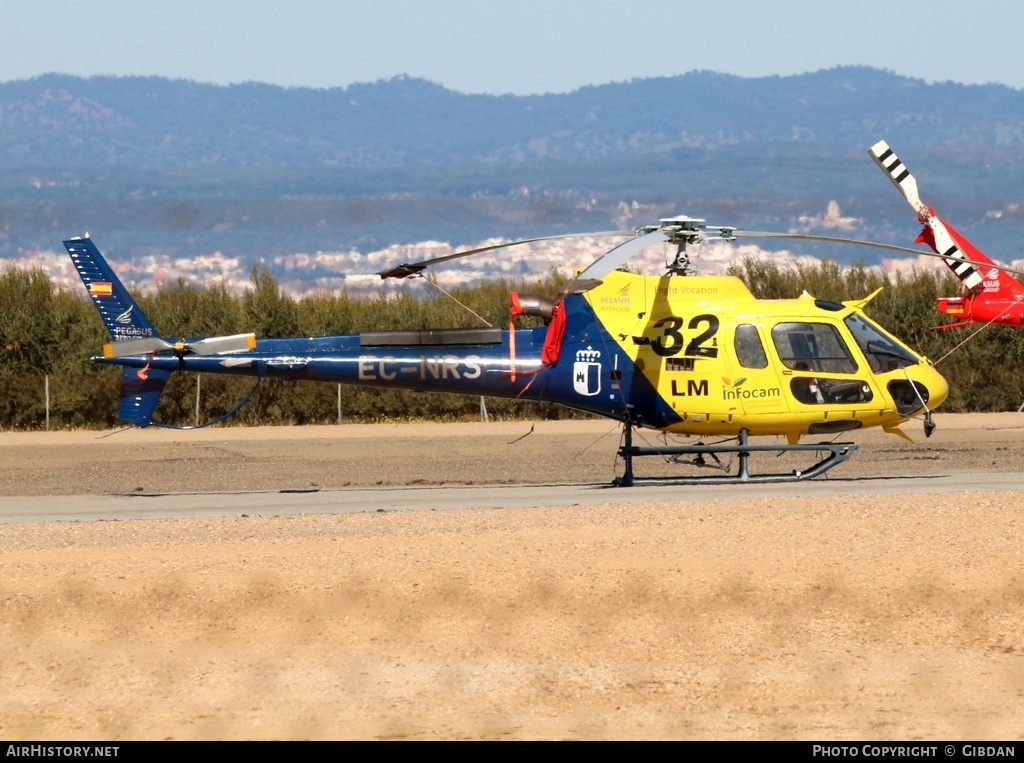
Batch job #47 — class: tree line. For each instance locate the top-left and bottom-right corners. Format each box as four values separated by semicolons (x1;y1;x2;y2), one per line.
0;261;1021;431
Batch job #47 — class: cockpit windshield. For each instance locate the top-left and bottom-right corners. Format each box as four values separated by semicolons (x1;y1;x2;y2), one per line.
844;313;919;372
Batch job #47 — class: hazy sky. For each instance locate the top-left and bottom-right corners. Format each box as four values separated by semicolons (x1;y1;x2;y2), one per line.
5;0;1024;94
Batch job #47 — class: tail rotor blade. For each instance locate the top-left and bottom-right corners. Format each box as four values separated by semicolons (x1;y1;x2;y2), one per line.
103;333;257;358
187;333;257;356
103;337;174;358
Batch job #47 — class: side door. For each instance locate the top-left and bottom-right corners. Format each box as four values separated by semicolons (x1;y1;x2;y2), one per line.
725;323;792;415
768;321;879;407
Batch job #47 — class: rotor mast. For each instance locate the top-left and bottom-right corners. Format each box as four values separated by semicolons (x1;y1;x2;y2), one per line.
636;216;737;276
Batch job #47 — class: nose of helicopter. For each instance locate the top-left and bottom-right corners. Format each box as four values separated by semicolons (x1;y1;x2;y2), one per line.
920;361;949;409
905;360;949;412
883;360;948;423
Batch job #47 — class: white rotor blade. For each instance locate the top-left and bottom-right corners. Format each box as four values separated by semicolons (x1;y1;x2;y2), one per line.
187;333;257;355
102;333;257;358
103;337;175;358
377;230;632;279
868;139;929;217
563;230;670;293
731;230;1024;282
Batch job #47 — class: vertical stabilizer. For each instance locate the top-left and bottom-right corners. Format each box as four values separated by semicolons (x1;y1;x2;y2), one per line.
64;236;159;342
64;236;170;426
118;367;173;426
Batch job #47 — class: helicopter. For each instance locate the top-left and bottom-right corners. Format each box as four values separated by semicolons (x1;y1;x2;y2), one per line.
869;139;1024;329
63;209;948;486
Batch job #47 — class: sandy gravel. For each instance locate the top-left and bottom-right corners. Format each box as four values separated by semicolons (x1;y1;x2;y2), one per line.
1;415;1023;740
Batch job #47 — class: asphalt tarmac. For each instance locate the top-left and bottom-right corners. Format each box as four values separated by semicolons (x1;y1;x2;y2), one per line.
2;469;1024;523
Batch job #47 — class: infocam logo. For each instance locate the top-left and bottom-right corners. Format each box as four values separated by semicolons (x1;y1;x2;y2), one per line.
721;377;780;400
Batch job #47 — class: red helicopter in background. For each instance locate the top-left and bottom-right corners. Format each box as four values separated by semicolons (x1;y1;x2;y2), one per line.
869;140;1024;329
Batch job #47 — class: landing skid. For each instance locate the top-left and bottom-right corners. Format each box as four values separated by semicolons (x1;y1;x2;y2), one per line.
614;425;857;486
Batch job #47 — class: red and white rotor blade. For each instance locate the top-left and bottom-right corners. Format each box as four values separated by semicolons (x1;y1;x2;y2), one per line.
923;217;985;290
869;140;983;290
868;139;929;218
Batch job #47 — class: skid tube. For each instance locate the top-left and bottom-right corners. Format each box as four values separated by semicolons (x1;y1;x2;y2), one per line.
614;424;857;486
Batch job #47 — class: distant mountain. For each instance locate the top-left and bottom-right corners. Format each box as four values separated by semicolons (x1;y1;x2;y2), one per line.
5;67;1024;168
2;68;1024;279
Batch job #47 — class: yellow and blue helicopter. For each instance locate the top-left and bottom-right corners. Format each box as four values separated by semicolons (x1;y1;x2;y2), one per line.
64;205;948;486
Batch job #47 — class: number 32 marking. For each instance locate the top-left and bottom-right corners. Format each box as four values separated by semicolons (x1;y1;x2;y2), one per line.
651;314;720;358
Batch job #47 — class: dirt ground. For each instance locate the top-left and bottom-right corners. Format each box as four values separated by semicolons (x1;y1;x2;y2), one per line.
1;415;1023;740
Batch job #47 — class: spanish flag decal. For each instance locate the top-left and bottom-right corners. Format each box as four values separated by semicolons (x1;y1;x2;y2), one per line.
89;281;113;296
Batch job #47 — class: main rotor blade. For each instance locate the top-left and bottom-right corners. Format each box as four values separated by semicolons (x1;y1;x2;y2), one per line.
732;230;1024;280
733;229;932;254
868;140;929;217
377;230;632;279
563;229;670;293
868;141;985;289
921;217;986;289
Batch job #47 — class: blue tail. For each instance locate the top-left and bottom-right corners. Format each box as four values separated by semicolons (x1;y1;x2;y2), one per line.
114;366;173;426
64;236;159;341
64;236;171;427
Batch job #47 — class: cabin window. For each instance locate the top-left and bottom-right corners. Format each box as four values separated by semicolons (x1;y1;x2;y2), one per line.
771;322;858;374
734;324;768;369
843;314;918;372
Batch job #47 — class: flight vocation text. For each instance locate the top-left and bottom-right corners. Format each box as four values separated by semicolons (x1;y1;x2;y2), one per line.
358;354;482;381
